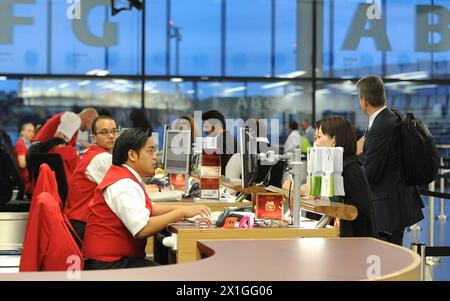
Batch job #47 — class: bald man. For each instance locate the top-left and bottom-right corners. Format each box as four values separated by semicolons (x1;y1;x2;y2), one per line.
32;108;98;147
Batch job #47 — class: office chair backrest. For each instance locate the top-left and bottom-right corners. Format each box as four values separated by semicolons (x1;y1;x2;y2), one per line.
0;128;24;203
20;192;84;272
29;152;69;208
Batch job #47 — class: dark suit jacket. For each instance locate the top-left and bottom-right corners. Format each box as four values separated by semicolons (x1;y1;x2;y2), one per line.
361;108;424;233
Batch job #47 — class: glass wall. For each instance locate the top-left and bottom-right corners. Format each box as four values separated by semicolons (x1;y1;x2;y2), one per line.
0;0;449;148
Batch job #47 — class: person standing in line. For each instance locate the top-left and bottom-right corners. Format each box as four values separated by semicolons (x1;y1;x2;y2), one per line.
356;75;424;246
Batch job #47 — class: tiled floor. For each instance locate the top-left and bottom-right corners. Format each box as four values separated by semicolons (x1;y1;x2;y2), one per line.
403;194;450;281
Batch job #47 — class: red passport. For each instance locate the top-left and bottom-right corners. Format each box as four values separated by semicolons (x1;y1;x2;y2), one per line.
255;193;283;220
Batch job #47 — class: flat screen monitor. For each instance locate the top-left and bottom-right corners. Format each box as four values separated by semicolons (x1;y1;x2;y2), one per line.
240;127;258;188
161;124;171;166
164;129;191;175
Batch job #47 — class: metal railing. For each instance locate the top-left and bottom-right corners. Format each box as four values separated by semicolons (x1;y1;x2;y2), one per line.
411;166;450;281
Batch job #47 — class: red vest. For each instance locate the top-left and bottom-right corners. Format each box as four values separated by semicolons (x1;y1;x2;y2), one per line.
82;165;153;262
33;112;78;146
14;138;32;194
49;146;80;183
64;145;109;222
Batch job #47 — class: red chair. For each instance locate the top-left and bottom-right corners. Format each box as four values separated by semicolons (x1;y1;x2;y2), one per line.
28;163;61;218
19;192;84;272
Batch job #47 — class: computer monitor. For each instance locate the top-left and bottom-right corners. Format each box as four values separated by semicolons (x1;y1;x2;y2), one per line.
164;129;191;175
161;124;171;167
240;127;258;188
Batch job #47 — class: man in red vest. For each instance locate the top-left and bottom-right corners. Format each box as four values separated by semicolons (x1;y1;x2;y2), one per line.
64;115;119;241
82;128;210;269
32;108;98;147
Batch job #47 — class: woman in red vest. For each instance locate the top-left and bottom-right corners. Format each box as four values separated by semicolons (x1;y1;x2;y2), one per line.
65;115;118;241
82;128;210;269
14;123;35;195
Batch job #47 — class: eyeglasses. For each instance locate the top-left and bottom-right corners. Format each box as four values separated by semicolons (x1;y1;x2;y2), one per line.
147;148;156;155
94;129;120;136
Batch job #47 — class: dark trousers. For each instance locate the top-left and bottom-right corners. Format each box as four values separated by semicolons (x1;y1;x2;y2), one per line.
378;229;405;246
70;219;86;242
84;257;159;270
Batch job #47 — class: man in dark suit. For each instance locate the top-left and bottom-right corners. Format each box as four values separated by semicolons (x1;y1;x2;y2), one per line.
356;75;424;246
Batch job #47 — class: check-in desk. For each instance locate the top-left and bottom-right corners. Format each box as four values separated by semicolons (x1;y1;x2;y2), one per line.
145;198;250;256
167;220;338;263
146;179;358;260
0;237;420;281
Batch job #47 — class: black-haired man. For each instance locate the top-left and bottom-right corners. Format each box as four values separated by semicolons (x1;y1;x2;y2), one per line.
64;116;118;241
202;110;238;175
82;128;210;269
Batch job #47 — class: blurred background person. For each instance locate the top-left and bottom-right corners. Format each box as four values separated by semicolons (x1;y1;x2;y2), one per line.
14;123;35;195
300;118;315;145
129;108;152;130
284;120;310;153
202;110;238;176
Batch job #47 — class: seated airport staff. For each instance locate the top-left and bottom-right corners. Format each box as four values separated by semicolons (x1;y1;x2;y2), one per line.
64;116;118;241
82;128;210;269
32;108;98;147
283;116;376;237
202;110;238;175
14;123;35;195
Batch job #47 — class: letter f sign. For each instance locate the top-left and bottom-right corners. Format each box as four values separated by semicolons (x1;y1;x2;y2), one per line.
67;0;81;20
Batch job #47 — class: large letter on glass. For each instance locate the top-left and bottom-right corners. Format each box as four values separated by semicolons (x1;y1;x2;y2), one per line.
72;0;117;47
416;5;450;52
0;0;34;44
342;3;391;51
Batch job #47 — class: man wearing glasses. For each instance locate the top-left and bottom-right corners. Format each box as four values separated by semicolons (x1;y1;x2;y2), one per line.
82;128;210;269
64;115;120;242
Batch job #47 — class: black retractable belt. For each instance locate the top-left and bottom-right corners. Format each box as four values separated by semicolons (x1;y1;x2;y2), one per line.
418;188;450;200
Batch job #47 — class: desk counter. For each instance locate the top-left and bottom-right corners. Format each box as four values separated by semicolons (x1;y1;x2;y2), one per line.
168;220;338;263
0;238;419;281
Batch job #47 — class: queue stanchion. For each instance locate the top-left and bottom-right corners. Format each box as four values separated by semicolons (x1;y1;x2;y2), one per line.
427;181;440;265
411;242;426;281
437;158;448;221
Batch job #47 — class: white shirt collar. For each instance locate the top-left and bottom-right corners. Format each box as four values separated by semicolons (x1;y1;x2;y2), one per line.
368;106;387;130
122;164;143;184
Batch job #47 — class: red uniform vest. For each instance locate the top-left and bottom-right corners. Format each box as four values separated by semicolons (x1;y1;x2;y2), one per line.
33;112;78;146
64;145;109;222
14;138;32;194
82;165;153;262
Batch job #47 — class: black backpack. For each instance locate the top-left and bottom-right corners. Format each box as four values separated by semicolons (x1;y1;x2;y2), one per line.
392;110;439;186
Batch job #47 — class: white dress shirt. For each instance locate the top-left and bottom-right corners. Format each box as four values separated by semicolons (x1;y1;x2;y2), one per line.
86;152;112;184
368;106;387;131
103;164;150;237
284;130;301;153
56;112;81;141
